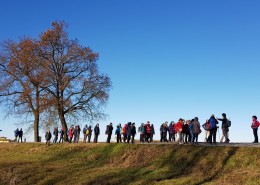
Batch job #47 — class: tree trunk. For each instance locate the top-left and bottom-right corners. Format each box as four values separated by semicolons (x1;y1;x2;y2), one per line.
58;105;68;141
34;85;40;142
34;112;40;142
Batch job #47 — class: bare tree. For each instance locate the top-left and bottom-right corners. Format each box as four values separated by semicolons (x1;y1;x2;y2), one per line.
38;21;111;140
0;38;46;142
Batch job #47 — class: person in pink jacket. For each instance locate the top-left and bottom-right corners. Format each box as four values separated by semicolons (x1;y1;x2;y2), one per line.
251;115;259;143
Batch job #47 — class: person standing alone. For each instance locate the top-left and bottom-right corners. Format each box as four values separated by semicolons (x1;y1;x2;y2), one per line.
251;115;259;143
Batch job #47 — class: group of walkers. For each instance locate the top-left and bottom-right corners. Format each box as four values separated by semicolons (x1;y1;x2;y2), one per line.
13;113;260;145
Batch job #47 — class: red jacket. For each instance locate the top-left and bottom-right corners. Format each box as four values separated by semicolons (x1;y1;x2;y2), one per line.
174;121;183;133
145;124;151;134
251;120;260;129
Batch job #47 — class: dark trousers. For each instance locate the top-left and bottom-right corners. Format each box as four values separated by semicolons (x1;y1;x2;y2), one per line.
59;136;64;143
107;134;112;143
140;134;144;143
162;132;167;142
116;134;121;143
53;136;58;143
209;128;217;144
87;135;91;143
146;133;151;142
193;133;198;143
123;134;127;143
185;133;191;143
18;136;23;143
253;128;258;142
94;134;98;143
150;134;153;142
131;134;135;143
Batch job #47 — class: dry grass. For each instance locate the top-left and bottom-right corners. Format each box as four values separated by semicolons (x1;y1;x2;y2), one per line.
0;143;260;185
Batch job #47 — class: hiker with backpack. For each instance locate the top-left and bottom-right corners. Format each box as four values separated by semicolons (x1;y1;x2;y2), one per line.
94;123;100;143
82;125;88;143
106;123;113;143
202;119;210;143
217;113;230;143
191;117;201;145
251;115;259;143
208;114;218;145
115;125;121;143
87;126;92;143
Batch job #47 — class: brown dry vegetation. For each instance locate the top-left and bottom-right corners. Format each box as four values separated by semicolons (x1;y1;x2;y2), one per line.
0;143;260;185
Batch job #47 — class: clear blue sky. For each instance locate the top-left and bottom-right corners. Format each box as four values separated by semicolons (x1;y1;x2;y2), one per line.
0;0;260;142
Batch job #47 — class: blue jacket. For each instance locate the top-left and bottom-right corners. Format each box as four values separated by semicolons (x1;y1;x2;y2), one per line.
209;116;218;129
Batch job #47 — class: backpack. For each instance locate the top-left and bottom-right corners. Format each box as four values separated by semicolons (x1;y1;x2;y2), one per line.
226;119;231;127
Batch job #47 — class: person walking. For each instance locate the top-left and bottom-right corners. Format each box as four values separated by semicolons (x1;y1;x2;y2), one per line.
217;113;230;143
251;115;259;143
208;114;218;144
93;124;100;143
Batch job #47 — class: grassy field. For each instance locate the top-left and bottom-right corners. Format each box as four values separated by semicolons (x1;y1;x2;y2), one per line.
0;143;260;185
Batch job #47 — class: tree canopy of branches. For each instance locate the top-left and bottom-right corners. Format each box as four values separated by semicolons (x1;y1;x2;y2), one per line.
0;21;111;141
